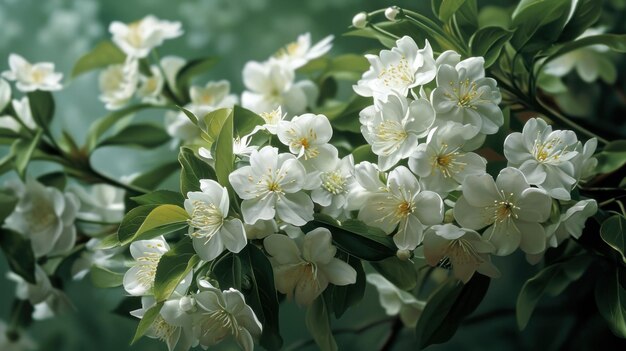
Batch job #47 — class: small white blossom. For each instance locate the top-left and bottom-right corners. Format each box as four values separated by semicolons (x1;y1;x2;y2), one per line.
137;65;165;104
229;146;313;226
193;285;262;351
109;16;183;58
257;106;286;135
311;154;355;217
454;167;552;256
7;265;71;320
385;7;401;21
4;179;78;258
131;295;195;351
277;113;336;170
189;80;238;111
359;166;444;251
185;179;247;262
123;236;170;296
504;117;580;200
241;60;314;116
423;224;500;283
360;93;435;171
160;56;186;91
547;199;597;248
354;36;436;102
99;59;139;110
366;273;424;327
274;33;334;69
345;161;386;211
199;133;258;164
408;122;486;196
264;229;357;306
68;184;124;223
2;54;62;92
431;57;503;136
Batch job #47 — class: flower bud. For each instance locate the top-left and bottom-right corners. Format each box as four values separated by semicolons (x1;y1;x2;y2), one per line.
396;249;411;261
179;295;196;313
352;12;368;29
385;6;400;21
444;209;455;223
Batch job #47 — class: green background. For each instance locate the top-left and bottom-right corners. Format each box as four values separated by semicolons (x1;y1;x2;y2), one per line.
0;0;624;350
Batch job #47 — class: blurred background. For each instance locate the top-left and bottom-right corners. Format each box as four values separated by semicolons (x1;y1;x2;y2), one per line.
0;0;625;350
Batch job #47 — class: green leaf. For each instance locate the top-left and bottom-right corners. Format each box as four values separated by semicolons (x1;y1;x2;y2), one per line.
545;34;626;66
601;215;626;264
131;302;164;344
306;297;338;351
328;253;365;318
233;105;263;137
131;190;184;206
178;106;198;125
0;190;18;223
121;204;189;245
351;145;377;163
317;95;370;133
13;129;42;179
176;57;219;100
214;110;234;187
511;0;572;52
415;274;490;349
117;204;158;243
37;171;67;191
90;265;124;288
469;27;514;68
153;237;199;302
595;269;626;338
27;91;54;127
594;140;626;174
71;40;125;78
100;123;170;148
558;0;603;42
213;252;243;291
0;229;37;284
516;254;592;329
438;0;467;22
130;161;180;191
310;214;396;261
371;256;417;291
203;108;232;142
178;146;217;195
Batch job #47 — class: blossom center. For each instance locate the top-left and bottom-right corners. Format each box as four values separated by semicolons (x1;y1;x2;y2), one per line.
492;200;519;223
447;79;481;109
379;57;414;88
261;109;280;125
396;200;415;218
136;250;163;289
375;120;407;155
532;136;566;164
431;144;467;178
321;171;347;195
445;239;482;267
201;309;240;340
152;315;176;342
189;200;224;239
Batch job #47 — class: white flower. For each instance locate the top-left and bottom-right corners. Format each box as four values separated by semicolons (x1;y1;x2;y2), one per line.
408;122;486;196
229;146;314;226
257;106;286;135
189;80;238;111
123;236;170;296
385;7;401;21
366;273;424;327
354;36;436;102
543;28;614;83
264;229;357;306
454;167;552;256
4;179;78;258
345;161;386;211
548;199;597;248
137;65;164;104
131;295;195;351
0;319;36;351
277;113;336;169
185;179;247;262
311;154;355;217
359;166;444;251
164;106;201;142
99;59;139;110
68;184;124;223
431;57;503;136
199;133;258;163
2;54;62;92
423;224;500;283
360;93;435;171
0;78;10;111
109;15;183;58
8;97;36;130
352;12;368;29
193;286;262;351
71;238;123;280
274;33;334;69
503;118;579;200
573;138;598;182
161;56;186;91
241;59;314;116
7;265;71;320
244;219;278;240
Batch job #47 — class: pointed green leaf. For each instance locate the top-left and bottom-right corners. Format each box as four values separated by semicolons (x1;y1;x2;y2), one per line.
153;237;199;302
71;40;125;78
601;215;626;264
